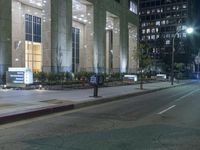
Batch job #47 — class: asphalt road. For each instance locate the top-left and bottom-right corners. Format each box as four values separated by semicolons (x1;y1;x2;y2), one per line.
0;82;200;150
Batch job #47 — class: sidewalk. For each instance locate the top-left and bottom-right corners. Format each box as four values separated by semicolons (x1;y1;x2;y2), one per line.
0;80;192;124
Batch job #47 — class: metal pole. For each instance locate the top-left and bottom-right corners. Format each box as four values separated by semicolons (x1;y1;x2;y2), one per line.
198;63;200;79
171;33;176;85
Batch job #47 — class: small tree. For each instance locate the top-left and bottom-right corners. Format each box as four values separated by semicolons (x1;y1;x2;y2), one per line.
133;42;153;89
174;63;184;79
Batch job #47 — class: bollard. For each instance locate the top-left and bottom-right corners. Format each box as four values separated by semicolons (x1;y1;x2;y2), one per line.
93;85;98;97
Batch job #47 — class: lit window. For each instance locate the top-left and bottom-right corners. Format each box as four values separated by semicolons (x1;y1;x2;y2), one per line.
151;28;155;33
161;20;165;25
183;5;187;9
146;29;150;33
25;14;42;72
142;22;146;27
151;35;155;40
129;0;137;14
166;40;170;45
156;28;159;32
142;29;146;34
147;10;150;14
156;21;160;26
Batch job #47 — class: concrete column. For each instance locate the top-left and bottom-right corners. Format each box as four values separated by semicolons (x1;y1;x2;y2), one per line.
93;3;106;73
12;0;25;68
0;0;11;76
106;31;110;73
42;0;51;72
113;18;120;72
84;5;94;72
120;13;128;73
51;0;72;72
128;25;138;73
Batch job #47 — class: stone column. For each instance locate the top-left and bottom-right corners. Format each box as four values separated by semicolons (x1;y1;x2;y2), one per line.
128;25;138;73
0;0;11;76
84;5;94;72
113;18;120;73
42;0;51;72
51;0;72;72
93;3;106;73
120;13;128;73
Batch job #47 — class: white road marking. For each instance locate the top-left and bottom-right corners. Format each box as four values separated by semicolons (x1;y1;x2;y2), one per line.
157;88;200;115
157;105;176;115
174;89;200;102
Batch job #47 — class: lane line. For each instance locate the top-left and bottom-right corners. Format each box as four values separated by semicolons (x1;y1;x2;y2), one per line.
157;105;176;115
174;89;200;102
157;88;200;115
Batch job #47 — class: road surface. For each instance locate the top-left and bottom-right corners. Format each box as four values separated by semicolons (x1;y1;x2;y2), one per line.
0;82;200;150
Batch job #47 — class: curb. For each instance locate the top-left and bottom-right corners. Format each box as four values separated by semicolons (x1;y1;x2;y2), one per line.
0;82;192;125
0;104;74;125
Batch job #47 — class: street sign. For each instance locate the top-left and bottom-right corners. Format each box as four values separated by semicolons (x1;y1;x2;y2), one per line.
6;68;33;87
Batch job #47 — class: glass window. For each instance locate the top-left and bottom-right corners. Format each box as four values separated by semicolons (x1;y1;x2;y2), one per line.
151;35;155;40
129;0;138;14
25;42;42;72
151;28;155;33
25;14;41;42
25;14;42;72
166;40;170;45
161;20;166;25
182;4;187;9
156;21;160;26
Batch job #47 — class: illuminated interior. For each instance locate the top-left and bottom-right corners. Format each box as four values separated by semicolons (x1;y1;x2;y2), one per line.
72;0;94;72
25;42;42;72
106;12;120;73
12;0;50;72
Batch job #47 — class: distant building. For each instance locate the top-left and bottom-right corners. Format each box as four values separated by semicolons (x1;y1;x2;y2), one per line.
139;0;196;72
0;0;138;77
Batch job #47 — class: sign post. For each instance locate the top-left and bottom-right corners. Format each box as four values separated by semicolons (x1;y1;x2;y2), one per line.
89;74;104;97
6;68;33;87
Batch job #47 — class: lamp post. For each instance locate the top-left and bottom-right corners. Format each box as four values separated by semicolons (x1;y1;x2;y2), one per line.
171;27;193;85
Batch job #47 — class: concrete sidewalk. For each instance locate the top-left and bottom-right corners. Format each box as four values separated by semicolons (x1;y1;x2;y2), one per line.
0;80;192;124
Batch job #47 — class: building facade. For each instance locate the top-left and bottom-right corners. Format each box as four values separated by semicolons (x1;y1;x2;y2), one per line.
139;0;195;72
0;0;138;77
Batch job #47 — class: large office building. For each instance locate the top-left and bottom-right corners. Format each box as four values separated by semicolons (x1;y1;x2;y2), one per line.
139;0;197;72
0;0;138;77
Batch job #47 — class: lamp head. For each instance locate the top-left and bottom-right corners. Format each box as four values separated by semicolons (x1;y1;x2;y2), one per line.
186;27;194;34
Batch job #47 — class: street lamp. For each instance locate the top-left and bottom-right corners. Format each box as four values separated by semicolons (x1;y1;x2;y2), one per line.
171;27;193;85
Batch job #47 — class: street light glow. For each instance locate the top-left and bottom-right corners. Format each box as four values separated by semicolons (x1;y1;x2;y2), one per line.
186;27;194;34
171;26;194;85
